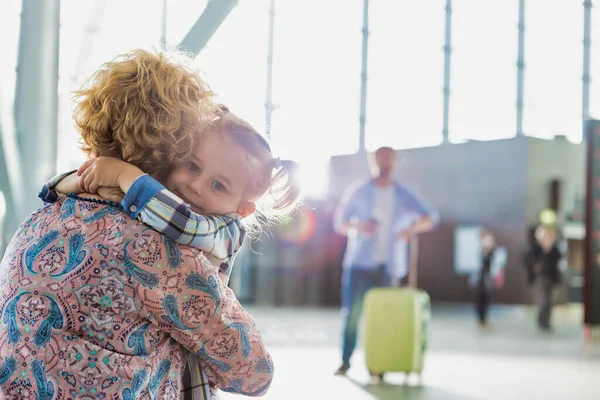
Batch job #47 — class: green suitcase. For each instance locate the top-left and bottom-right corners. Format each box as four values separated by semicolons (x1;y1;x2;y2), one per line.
364;288;431;376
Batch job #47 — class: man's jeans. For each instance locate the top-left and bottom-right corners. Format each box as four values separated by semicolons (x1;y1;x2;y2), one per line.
341;265;389;367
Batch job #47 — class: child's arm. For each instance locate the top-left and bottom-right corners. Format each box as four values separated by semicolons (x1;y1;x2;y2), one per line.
38;170;78;204
121;174;245;263
40;155;141;204
78;156;245;261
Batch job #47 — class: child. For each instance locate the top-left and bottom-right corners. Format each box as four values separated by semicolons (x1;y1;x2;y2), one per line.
468;229;506;329
44;59;301;398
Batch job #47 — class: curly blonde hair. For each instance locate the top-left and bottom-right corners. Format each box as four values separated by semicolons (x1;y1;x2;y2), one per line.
73;49;216;181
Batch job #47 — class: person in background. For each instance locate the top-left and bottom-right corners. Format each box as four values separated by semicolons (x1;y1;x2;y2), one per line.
469;229;504;330
529;225;565;331
333;146;438;377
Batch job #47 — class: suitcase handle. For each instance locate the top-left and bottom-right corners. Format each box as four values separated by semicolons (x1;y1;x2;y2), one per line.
408;236;419;288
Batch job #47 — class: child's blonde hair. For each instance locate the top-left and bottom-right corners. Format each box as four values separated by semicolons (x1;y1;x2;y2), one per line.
73;49;216;181
212;106;303;234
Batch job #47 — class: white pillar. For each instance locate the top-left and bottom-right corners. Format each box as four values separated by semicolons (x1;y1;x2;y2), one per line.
14;0;60;218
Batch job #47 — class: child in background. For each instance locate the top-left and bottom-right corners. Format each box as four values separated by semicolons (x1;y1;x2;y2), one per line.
469;229;506;329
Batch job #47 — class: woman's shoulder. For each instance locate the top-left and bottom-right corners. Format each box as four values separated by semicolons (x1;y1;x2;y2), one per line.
14;196;216;277
43;197;133;231
40;197;207;251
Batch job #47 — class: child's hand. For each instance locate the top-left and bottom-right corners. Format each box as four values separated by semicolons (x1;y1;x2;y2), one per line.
97;187;125;204
77;157;144;194
54;172;82;195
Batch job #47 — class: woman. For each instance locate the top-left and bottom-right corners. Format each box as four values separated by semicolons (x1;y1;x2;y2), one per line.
0;50;273;399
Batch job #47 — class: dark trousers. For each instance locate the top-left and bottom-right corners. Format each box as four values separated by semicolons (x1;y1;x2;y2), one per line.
475;282;491;324
536;276;556;329
341;265;389;367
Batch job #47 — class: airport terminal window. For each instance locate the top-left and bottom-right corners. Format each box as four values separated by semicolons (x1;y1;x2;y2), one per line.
449;0;518;142
39;0;596;174
56;1;270;170
265;0;362;199
57;0;165;171
269;0;362;164
523;0;583;142
366;0;445;151
195;0;270;133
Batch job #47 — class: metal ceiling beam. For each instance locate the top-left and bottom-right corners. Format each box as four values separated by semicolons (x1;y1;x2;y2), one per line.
582;0;592;141
442;0;452;143
358;0;370;153
264;0;276;138
178;0;239;56
516;0;525;137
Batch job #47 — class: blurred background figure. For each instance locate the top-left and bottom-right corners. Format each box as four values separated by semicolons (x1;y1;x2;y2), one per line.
469;229;507;330
526;225;566;331
333;146;437;376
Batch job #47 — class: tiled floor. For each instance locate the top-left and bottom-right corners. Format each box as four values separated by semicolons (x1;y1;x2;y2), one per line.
221;304;600;400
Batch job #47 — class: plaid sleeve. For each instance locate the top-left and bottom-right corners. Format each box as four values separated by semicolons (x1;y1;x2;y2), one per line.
122;175;245;263
38;169;77;204
181;353;213;400
139;191;244;263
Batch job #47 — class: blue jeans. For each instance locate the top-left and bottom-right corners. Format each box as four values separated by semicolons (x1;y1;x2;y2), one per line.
341;265;389;367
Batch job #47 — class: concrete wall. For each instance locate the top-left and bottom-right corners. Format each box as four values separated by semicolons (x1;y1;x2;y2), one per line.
525;137;585;224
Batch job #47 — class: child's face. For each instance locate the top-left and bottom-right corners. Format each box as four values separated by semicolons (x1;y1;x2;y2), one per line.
165;130;256;217
481;233;495;249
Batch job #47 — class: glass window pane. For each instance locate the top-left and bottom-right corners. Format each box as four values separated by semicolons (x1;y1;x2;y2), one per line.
524;0;583;142
66;1;164;78
270;0;362;162
0;0;21;140
366;0;445;150
195;0;269;132
58;0;165;170
450;0;518;141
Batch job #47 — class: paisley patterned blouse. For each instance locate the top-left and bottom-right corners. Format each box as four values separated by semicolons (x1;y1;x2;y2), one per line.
0;196;273;399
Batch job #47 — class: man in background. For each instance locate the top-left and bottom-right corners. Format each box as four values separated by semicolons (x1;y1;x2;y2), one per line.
333;146;438;376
